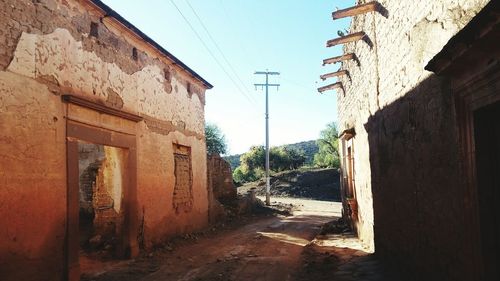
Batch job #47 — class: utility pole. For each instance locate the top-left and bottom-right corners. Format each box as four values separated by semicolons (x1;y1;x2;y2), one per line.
254;70;280;206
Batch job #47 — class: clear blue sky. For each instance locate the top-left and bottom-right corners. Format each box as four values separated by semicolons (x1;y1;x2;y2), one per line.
101;0;353;154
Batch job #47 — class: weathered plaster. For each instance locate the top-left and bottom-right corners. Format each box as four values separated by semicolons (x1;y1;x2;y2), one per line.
7;28;205;136
0;0;211;280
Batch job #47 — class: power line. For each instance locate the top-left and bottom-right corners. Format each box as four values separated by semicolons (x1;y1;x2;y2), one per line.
169;0;260;110
219;0;267;67
185;0;257;104
218;0;265;68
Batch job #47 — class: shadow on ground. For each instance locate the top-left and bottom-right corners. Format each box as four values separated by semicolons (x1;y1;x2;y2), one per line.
81;199;406;281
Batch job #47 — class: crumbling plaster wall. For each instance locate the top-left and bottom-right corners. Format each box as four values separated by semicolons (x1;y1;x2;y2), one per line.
92;146;127;238
337;0;489;279
207;154;237;203
0;0;209;280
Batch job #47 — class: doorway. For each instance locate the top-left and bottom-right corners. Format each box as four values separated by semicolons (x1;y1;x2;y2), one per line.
473;100;500;281
77;142;128;276
66;120;138;281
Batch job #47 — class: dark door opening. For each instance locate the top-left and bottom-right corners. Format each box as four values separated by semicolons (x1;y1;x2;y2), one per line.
66;120;139;281
77;141;129;278
473;100;500;281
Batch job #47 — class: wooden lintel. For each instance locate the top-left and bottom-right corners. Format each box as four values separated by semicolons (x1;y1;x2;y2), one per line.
339;128;356;140
318;82;344;93
327;32;369;48
320;70;349;81
323;53;356;66
62;94;143;122
332;2;388;20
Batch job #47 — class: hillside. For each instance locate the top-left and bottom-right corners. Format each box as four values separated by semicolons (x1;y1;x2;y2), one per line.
283;140;319;165
238;168;340;201
224;154;241;170
224;140;319;170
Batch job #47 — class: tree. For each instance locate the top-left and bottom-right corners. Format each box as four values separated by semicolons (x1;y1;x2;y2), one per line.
205;123;228;155
270;147;305;171
233;144;308;184
239;145;306;174
313;122;340;168
284;147;306;170
240;145;265;171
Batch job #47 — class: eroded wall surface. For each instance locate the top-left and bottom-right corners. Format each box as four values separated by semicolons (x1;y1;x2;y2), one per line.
337;0;489;279
0;0;209;280
207;154;237;203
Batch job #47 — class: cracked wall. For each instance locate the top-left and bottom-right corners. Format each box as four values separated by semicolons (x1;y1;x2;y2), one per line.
78;143;126;256
337;0;489;279
0;1;210;280
207;154;237;204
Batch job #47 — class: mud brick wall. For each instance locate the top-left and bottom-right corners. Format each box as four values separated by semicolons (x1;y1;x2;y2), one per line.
91;146;126;246
207;154;236;203
0;1;210;280
78;143;105;214
336;0;489;280
173;151;194;213
206;155;235;223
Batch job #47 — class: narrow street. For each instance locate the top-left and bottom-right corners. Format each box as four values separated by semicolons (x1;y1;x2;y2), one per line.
84;198;398;281
143;198;342;281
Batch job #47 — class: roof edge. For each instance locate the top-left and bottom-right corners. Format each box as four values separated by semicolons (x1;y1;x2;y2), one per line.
425;0;500;75
90;0;213;89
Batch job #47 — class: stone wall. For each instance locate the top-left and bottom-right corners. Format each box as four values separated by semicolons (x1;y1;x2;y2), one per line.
0;1;210;280
336;0;489;279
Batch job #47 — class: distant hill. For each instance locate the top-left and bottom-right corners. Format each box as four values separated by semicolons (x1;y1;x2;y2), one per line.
224;154;242;170
282;140;318;165
224;140;318;170
237;167;340;201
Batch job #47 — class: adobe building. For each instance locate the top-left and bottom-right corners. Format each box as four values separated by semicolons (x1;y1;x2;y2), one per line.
320;0;498;280
0;0;213;280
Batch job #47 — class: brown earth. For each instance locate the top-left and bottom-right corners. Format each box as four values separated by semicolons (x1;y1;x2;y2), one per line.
238;168;341;201
81;198;402;281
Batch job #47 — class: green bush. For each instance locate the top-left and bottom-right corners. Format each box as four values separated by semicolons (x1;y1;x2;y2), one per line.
313;122;340;168
233;145;306;184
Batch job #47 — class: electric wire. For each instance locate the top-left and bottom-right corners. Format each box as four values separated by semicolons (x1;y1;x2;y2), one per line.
169;0;261;112
185;0;258;105
218;0;267;68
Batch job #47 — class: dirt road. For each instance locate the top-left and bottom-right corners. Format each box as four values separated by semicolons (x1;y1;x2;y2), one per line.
85;197;397;281
141;198;341;281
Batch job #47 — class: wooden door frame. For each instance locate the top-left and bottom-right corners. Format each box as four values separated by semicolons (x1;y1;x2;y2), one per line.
454;63;500;280
63;94;142;281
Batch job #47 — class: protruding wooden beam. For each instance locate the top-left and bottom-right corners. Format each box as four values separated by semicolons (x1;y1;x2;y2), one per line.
339;128;356;140
323;53;357;66
332;2;388;20
320;70;349;81
318;82;344;93
327;32;372;48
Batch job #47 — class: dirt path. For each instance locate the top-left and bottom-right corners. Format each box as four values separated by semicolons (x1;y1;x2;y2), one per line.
84;197;400;281
141;198;341;281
